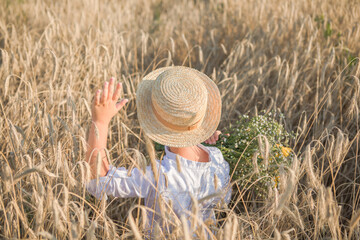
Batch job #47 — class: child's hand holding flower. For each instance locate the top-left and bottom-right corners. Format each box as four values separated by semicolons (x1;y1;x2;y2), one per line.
204;131;230;145
92;77;128;126
204;130;222;145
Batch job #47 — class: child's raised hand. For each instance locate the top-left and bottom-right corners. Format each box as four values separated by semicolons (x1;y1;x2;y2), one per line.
92;78;128;125
204;130;222;145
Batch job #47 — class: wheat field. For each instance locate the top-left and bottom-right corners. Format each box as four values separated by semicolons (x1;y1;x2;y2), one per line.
0;0;359;239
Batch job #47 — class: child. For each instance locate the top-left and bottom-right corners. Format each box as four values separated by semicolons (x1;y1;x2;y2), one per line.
86;66;231;238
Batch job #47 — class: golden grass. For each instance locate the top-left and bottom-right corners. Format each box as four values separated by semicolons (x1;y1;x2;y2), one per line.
0;0;359;239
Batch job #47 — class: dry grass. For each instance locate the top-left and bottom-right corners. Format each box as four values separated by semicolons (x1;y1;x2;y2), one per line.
0;0;360;239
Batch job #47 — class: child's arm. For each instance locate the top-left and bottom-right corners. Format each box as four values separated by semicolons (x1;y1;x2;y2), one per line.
86;78;128;179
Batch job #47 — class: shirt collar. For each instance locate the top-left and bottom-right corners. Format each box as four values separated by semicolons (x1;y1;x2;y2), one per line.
163;144;212;170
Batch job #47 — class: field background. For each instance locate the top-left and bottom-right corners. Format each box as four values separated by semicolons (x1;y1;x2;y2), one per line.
0;0;360;239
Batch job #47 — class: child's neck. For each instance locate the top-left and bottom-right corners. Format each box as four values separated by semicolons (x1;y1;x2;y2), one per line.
169;145;210;163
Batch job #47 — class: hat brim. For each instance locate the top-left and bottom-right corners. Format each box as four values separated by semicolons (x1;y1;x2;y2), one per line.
136;66;221;147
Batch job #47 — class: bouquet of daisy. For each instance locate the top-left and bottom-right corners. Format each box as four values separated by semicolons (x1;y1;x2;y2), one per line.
215;112;295;201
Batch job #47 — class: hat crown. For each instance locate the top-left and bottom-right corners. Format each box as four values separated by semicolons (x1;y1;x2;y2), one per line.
151;69;208;128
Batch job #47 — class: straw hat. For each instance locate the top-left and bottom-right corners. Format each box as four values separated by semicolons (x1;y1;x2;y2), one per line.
136;66;221;147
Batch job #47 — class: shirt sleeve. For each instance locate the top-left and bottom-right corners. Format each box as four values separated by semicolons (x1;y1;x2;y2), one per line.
86;165;155;200
222;160;232;205
209;146;232;205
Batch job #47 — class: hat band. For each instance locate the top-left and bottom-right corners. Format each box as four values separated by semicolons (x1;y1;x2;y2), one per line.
151;103;201;131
